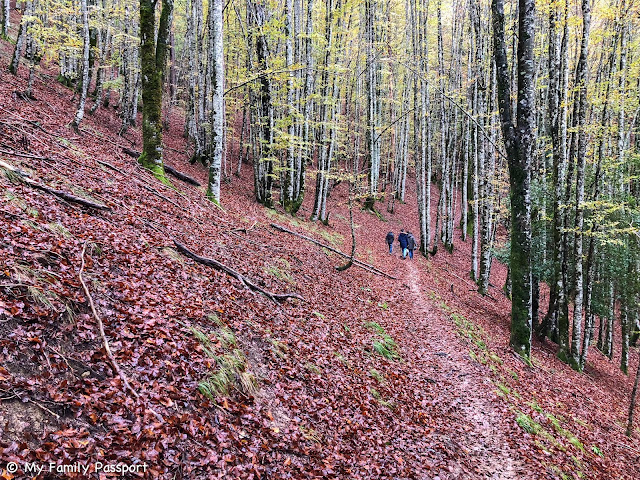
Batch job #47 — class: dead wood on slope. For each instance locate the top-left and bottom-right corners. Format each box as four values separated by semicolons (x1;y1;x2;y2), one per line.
270;223;397;280
0;159;111;211
173;240;304;304
122;147;201;186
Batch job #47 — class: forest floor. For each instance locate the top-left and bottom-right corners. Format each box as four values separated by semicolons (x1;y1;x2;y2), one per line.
402;260;525;479
1;29;640;480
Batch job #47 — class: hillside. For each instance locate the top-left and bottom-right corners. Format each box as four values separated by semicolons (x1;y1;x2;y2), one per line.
1;40;640;479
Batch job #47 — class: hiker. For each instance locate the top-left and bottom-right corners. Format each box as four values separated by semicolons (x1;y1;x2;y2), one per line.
385;231;395;254
398;229;409;259
407;232;416;260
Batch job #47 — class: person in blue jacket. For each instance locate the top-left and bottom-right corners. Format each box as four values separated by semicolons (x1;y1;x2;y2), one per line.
398;229;409;259
385;231;394;254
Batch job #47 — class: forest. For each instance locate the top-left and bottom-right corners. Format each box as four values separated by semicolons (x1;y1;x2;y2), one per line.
1;0;640;478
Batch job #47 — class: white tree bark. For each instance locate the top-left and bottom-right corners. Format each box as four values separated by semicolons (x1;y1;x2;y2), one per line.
569;0;592;368
72;0;91;130
206;0;224;203
2;0;10;38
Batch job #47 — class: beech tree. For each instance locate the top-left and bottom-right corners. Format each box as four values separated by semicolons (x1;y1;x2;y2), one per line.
71;0;91;131
139;0;173;181
491;0;535;359
206;0;224;204
2;0;9;39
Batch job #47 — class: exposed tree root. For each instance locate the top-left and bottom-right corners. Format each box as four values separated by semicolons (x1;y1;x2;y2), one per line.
270;223;398;280
173;240;304;304
122;147;201;186
1;159;110;211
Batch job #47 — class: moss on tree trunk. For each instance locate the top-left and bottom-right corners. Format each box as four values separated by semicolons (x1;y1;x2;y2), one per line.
139;0;173;185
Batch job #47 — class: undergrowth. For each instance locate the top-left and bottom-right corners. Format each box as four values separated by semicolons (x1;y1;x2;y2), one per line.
365;321;400;360
191;315;258;403
446;305;597;477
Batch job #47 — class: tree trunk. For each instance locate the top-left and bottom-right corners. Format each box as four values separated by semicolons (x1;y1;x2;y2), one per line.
2;0;9;38
206;0;224;204
139;0;173;182
9;1;33;75
491;0;535;360
364;0;380;210
248;0;274;207
627;348;640;436
72;0;91;131
541;0;569;342
567;0;592;370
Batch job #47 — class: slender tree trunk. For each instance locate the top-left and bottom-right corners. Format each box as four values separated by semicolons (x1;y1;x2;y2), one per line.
479;62;496;295
24;40;38;99
541;0;569;341
461;112;469;242
364;0;380;210
2;0;9;39
9;1;33;75
249;0;274;207
621;297;630;374
119;11;133;133
414;0;431;256
72;0;91;131
627;348;640;436
90;23;108;115
470;0;482;279
206;0;224;204
282;0;296;212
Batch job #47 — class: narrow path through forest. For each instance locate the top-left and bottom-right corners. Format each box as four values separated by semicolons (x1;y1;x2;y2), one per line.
398;260;527;479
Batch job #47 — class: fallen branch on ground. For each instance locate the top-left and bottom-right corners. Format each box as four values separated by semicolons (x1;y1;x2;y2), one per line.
270;223;398;280
0;148;54;163
173;240;304;304
122;147;201;186
1;160;110;211
79;242;163;423
231;221;257;234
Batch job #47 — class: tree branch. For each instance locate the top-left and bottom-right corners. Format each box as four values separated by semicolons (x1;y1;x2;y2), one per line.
1;160;110;211
173;240;304;304
270;223;398;280
121;148;201;186
79;242;164;422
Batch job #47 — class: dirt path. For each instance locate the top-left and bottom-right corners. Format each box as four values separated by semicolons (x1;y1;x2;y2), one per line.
399;260;527;479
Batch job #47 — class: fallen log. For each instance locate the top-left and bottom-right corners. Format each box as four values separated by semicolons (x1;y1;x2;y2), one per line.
163;164;201;187
122;147;201;186
173;240;304;304
0;160;110;211
270;223;398;280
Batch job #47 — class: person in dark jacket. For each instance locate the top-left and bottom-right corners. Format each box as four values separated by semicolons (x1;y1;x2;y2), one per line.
407;232;416;259
398;229;409;259
385;231;394;254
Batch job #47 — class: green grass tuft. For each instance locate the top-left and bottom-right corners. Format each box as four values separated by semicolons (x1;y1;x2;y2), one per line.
369;368;384;383
364;321;385;335
516;412;542;434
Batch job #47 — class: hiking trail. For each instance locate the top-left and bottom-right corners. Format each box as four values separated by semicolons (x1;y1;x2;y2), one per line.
399;259;527;479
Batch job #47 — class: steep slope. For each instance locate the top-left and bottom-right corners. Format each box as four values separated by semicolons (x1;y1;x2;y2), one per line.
1;43;639;480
